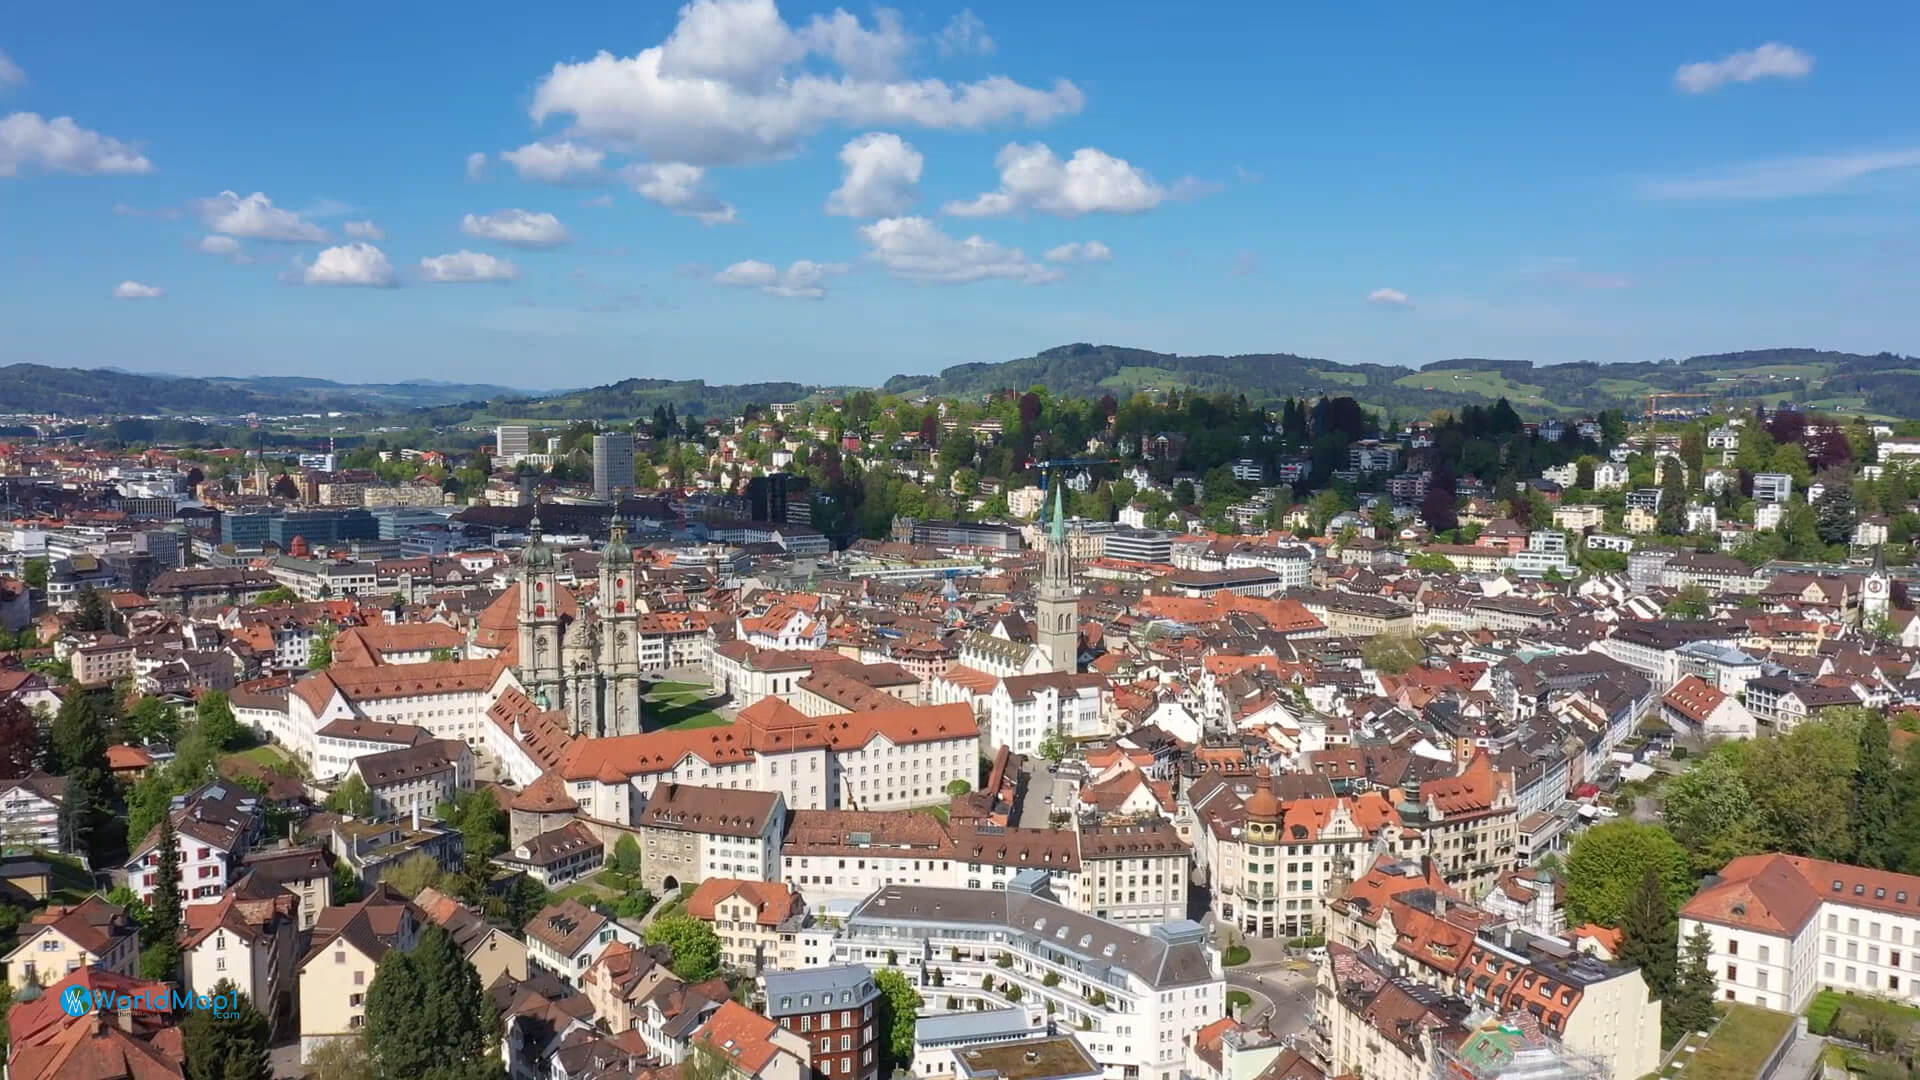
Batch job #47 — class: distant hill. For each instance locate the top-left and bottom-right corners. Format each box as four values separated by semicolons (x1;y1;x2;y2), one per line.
15;345;1920;424
884;344;1920;419
0;364;543;416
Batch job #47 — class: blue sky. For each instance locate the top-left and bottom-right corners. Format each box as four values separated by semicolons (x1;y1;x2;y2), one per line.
3;0;1917;390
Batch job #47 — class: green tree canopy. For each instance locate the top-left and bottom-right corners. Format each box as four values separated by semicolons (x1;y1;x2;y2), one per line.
364;924;495;1080
873;968;922;1073
1565;820;1692;928
643;915;722;981
327;775;372;817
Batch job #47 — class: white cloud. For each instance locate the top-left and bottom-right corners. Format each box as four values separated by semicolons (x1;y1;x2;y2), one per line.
344;220;384;241
0;112;153;177
944;143;1166;217
461;209;572;248
1674;43;1813;94
502;140;606;183
0;49;24;89
1641;148;1920;200
620;162;737;224
197;191;326;242
466;152;488;180
799;8;913;80
301;243;395;287
857;216;1059;284
1044;241;1111;263
714;258;848;299
826;132;921;217
529;0;1082;167
1367;287;1412;309
197;235;240;255
420;250;519;283
112;281;163;300
936;10;994;57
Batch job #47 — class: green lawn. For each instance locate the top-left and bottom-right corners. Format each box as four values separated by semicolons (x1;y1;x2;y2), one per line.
912;803;950;824
556;878;619;905
644;681;731;731
1676;1005;1795;1080
225;744;294;769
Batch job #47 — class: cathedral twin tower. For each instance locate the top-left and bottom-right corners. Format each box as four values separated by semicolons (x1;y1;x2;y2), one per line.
515;517;644;737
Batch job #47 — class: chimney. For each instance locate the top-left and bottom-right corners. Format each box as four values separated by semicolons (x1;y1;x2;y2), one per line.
117;998;135;1033
412;806;420;832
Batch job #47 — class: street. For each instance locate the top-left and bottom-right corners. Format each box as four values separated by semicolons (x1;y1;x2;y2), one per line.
1220;933;1318;1039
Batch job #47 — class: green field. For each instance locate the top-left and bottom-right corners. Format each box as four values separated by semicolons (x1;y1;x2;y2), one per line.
646;680;730;731
1392;370;1554;409
1097;366;1191;391
1309;368;1367;386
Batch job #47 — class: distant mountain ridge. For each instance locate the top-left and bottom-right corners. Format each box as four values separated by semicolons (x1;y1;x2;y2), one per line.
0;364;549;416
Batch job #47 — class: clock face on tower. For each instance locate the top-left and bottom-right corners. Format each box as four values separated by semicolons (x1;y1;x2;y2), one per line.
1868;578;1888;596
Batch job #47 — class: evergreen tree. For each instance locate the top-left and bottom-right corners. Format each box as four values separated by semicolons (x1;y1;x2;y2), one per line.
182;979;272;1080
140;808;184;980
1814;483;1858;547
1850;714;1896;869
59;765;113;862
73;586;110;632
1617;868;1679;1005
1666;926;1719;1043
365;925;495;1080
49;691;110;774
1656;462;1687;534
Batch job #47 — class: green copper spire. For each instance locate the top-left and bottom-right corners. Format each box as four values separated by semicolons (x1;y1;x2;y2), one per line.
1050;481;1066;543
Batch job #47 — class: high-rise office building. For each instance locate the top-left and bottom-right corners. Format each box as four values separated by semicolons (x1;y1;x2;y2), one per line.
592;432;636;501
495;424;531;463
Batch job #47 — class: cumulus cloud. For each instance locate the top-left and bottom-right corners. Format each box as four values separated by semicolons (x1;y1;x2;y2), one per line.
112;281;163;300
826;132;922;217
197;235;241;256
301;243;395;287
461;209;572;248
0;112;154;177
420;250;519;283
944;143;1166;217
344;220;384;241
714;258;848;298
936;10;994;57
620;162;737;224
0;49;24;89
1674;43;1813;94
858;216;1058;284
1367;287;1412;309
466;152;488;180
502;140;606;183
1640;148;1920;200
1044;241;1111;263
528;0;1082;167
197;191;326;242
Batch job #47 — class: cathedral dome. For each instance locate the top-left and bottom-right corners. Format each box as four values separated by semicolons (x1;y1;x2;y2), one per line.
603;519;634;566
524;514;555;570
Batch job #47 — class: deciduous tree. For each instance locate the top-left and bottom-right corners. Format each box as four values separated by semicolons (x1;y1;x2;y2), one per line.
1565;820;1691;928
643;915;722;981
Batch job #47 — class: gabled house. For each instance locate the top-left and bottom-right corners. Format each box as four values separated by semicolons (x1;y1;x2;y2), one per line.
2;894;140;991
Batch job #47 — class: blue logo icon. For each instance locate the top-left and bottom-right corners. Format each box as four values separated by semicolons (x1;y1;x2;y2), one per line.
61;985;92;1017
